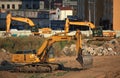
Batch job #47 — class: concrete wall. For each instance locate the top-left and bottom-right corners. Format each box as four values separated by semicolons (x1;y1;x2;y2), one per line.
113;0;120;30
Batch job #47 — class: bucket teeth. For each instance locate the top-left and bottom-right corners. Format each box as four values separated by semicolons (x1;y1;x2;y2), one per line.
76;54;93;69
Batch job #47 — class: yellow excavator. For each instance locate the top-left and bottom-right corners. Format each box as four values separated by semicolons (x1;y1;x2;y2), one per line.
2;17;115;72
64;18;116;40
5;12;52;36
1;30;93;72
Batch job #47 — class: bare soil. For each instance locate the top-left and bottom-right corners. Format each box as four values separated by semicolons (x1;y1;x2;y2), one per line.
0;56;120;78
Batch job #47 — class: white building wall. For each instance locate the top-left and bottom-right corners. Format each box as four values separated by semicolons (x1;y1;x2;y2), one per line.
50;14;58;20
60;10;73;20
0;1;44;10
50;8;73;20
0;1;22;10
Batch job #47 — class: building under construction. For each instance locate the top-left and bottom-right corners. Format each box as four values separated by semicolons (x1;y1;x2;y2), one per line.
77;0;120;31
77;0;113;30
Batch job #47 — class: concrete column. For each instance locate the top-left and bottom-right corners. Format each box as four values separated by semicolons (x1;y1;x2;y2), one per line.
113;0;120;30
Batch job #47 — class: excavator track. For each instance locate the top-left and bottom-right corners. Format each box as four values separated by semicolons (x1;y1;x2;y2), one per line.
0;61;63;73
11;62;62;73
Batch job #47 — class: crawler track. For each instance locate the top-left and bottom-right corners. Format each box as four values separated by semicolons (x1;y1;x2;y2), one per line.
17;63;60;73
0;61;63;73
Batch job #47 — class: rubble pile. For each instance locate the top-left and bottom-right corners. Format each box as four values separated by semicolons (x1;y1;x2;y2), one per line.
0;49;11;63
62;39;120;56
83;39;120;56
62;44;76;56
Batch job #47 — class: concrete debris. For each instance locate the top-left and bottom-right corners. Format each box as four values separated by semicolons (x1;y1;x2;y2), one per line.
62;39;120;56
62;45;76;56
83;39;120;56
1;48;7;53
0;50;11;64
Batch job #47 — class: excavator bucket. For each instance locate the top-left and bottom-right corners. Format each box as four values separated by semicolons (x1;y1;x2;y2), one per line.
76;53;93;69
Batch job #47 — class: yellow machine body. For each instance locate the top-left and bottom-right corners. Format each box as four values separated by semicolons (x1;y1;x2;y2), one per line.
11;30;90;67
65;18;116;40
5;12;52;36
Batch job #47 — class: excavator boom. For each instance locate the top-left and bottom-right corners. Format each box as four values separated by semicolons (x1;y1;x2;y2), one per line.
5;12;52;36
6;13;35;33
11;17;35;26
6;13;11;33
65;18;116;40
65;18;95;33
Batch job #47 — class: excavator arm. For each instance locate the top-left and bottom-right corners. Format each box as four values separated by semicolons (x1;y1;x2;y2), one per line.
6;13;52;36
64;18;116;40
36;33;74;62
36;30;93;68
11;17;35;26
6;13;11;33
65;18;95;33
6;13;35;33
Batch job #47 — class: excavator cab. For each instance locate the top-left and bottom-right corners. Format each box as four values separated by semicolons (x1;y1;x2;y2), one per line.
92;26;116;40
31;26;39;32
30;26;41;36
92;26;103;37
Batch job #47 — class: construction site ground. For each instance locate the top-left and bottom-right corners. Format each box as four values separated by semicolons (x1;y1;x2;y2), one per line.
0;37;120;78
0;55;120;78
